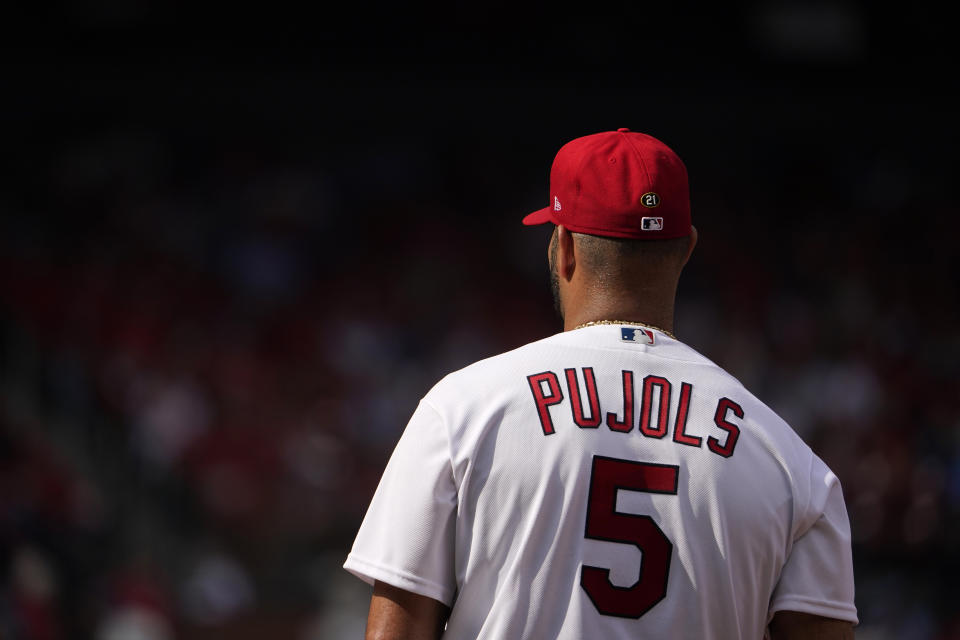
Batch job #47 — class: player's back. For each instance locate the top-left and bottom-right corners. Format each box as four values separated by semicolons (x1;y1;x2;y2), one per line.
423;324;854;639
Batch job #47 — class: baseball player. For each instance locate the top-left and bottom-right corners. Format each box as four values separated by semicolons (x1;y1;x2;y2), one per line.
344;128;857;639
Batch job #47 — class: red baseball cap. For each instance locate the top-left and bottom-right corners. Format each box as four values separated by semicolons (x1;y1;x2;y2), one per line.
522;128;691;239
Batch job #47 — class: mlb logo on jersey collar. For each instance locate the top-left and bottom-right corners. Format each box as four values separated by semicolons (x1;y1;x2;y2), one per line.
621;327;655;345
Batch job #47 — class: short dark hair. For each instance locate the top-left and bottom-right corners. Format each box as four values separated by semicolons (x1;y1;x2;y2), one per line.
573;232;690;275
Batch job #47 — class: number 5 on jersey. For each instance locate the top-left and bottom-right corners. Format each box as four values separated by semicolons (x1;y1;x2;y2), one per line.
582;456;679;618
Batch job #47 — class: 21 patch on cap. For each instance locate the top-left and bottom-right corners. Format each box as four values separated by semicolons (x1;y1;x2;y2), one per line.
621;327;655;344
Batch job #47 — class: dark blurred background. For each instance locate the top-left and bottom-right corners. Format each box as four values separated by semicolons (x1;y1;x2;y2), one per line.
1;2;958;638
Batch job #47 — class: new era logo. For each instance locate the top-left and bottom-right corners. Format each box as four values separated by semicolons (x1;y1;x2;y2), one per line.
554;196;562;211
641;217;663;231
621;327;655;345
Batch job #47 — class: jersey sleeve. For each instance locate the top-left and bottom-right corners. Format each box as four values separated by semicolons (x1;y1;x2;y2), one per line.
768;456;858;624
344;399;458;606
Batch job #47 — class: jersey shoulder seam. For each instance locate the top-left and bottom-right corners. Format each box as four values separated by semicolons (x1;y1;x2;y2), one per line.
419;397;459;491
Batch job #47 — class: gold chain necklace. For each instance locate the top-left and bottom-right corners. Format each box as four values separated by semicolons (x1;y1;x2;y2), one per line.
572;319;677;340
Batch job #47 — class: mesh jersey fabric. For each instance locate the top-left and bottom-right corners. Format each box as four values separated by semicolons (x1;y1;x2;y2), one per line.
344;325;857;639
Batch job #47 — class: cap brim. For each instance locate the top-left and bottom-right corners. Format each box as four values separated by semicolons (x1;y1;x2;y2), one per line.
522;207;555;226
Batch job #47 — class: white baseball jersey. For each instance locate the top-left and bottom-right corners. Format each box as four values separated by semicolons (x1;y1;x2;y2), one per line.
345;325;858;638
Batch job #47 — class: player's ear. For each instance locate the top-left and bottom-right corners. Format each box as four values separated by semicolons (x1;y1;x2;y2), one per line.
556;224;576;281
681;225;698;267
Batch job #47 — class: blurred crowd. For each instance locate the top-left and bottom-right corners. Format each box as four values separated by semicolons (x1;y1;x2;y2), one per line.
1;107;958;639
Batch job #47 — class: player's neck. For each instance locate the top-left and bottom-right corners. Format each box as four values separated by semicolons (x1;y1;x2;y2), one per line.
562;292;677;334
